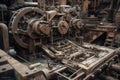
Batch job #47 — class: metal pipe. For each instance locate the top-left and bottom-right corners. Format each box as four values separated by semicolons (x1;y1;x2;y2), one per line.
0;23;9;53
100;74;118;80
105;76;118;80
111;64;120;73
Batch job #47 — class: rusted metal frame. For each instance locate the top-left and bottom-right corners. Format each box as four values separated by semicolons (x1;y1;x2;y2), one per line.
51;65;85;80
54;67;73;80
0;64;14;77
55;70;85;80
90;55;115;73
84;26;116;32
0;23;9;53
70;69;85;80
50;66;70;79
85;51;116;74
83;54;118;80
0;50;47;80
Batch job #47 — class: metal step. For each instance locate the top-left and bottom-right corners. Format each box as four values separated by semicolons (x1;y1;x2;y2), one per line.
104;32;115;47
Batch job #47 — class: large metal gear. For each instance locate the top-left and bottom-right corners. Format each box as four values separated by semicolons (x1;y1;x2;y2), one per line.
9;7;50;48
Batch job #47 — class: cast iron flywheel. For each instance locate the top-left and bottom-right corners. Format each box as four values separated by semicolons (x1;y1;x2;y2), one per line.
9;7;45;48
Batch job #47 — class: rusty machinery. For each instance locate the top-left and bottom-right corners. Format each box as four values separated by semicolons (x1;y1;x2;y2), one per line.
9;7;49;60
47;43;120;80
1;39;120;80
79;0;120;48
8;0;84;60
0;49;48;80
9;6;71;60
1;45;120;80
1;0;119;46
0;0;120;80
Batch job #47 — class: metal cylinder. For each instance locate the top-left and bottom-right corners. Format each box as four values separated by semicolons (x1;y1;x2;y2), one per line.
100;74;118;80
0;23;9;53
71;19;83;29
105;76;118;80
111;64;120;73
32;21;50;35
58;20;69;35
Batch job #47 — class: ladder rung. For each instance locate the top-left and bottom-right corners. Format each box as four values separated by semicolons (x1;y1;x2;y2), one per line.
104;44;111;46
104;42;112;45
104;32;116;47
107;35;114;38
105;41;112;44
106;39;113;42
107;33;115;37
